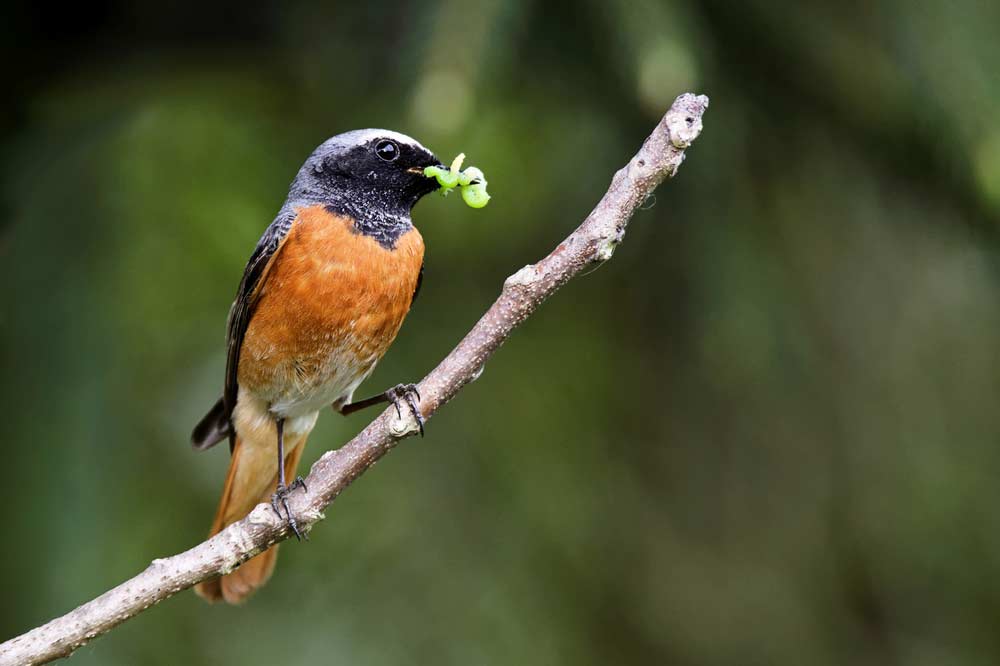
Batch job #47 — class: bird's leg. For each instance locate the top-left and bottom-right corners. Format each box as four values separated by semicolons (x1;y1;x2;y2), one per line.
339;383;425;436
270;417;307;541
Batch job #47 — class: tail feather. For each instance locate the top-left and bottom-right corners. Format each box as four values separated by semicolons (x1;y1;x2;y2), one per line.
195;434;306;604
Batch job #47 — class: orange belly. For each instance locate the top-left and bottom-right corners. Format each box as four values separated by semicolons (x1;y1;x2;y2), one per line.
237;205;424;417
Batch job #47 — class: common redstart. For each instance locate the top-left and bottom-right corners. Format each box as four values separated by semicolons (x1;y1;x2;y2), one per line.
190;130;444;603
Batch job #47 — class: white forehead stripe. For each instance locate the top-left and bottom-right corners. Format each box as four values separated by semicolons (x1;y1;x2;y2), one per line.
321;128;428;153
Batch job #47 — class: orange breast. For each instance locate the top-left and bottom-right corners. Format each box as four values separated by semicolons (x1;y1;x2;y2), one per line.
237;205;424;415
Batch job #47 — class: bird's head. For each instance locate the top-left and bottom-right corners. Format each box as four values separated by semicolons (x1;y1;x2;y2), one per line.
288;129;445;215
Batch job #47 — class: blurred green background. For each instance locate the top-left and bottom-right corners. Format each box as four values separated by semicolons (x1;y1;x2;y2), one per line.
3;1;1000;664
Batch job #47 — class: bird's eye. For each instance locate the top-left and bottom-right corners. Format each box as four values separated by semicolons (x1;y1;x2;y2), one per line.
375;139;399;162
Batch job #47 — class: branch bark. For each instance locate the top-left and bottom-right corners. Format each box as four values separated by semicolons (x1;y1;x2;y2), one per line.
0;92;708;666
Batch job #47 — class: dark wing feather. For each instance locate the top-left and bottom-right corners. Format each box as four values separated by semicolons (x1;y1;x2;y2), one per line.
191;210;297;452
224;209;296;414
191;396;227;450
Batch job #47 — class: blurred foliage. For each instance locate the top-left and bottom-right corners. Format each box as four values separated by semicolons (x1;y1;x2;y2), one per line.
3;1;1000;664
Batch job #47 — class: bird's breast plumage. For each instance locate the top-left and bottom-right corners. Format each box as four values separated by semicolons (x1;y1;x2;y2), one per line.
237;204;424;417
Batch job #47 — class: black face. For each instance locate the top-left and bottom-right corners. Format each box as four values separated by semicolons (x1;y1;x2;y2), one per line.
284;130;444;249
314;134;443;211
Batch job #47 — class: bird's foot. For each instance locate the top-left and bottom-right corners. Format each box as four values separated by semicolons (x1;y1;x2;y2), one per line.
386;383;425;437
270;478;308;541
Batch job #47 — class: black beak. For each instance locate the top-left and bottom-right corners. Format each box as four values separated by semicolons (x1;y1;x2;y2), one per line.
407;156;446;174
408;155;446;197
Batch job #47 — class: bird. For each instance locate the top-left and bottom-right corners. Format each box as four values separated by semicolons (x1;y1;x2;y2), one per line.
189;129;444;604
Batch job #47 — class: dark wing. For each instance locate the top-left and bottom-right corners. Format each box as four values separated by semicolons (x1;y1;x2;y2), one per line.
191;209;296;452
224;210;297;421
191;396;227;450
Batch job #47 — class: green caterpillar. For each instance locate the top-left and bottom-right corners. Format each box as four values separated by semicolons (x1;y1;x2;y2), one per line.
424;153;491;209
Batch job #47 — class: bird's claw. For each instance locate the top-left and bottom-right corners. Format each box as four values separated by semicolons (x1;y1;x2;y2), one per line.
386;383;425;437
271;480;308;541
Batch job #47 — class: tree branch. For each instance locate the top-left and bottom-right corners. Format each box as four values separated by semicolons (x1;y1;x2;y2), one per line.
0;92;708;666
